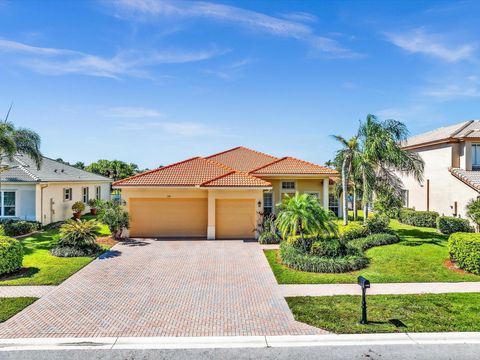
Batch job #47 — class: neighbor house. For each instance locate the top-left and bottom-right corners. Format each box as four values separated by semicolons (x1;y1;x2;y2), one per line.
113;146;339;239
400;120;480;219
0;154;111;224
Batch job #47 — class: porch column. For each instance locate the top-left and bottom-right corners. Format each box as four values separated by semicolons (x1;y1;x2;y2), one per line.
207;190;215;240
323;178;329;210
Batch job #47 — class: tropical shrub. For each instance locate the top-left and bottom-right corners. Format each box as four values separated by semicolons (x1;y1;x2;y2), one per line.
1;220;40;237
448;232;480;275
398;209;439;228
97;201;130;240
280;241;368;273
339;222;367;240
0;236;23;275
258;214;281;244
373;192;404;218
349;233;400;252
275;193;337;252
310;239;353;258
364;213;390;234
72;201;85;213
437;216;473;235
52;219;101;257
466;198;480;231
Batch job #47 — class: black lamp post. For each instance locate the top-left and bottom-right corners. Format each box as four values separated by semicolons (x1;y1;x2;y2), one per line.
357;276;370;325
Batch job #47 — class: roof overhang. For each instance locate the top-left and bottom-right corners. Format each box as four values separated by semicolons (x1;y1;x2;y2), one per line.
253;173;338;178
113;185;271;190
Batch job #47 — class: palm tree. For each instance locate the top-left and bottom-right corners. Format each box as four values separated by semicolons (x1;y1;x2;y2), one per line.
275;193;337;252
331;135;359;225
357;114;424;222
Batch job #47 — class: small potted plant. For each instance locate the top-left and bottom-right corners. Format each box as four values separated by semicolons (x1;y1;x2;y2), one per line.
88;199;98;215
72;201;85;219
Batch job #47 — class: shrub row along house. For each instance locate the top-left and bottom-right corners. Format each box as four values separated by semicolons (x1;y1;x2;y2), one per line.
400;120;480;219
0;155;111;224
113;146;339;239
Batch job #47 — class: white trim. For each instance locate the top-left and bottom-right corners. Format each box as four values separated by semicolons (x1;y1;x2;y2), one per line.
0;190;17;217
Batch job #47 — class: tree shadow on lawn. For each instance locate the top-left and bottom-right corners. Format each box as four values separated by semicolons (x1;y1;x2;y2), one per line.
0;267;40;281
395;227;446;247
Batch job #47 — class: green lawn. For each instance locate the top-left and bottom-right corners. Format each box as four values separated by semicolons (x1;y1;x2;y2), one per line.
0;215;112;286
265;220;480;283
0;297;37;322
287;293;480;334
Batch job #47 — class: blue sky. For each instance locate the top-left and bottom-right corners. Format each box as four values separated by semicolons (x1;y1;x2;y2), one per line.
0;0;479;169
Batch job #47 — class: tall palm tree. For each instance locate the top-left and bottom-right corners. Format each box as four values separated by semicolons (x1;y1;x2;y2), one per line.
275;193;336;252
331;135;359;225
357;114;424;222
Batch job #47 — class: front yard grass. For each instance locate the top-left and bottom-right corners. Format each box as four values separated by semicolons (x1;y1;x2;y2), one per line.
0;215;112;286
0;297;37;322
265;220;480;283
287;293;480;334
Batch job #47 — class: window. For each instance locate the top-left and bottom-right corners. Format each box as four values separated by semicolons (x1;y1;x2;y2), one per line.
401;189;409;207
263;192;273;215
306;192;320;199
472;144;480;170
63;188;72;201
95;186;101;200
2;191;15;217
328;194;339;217
82;187;89;203
281;181;295;190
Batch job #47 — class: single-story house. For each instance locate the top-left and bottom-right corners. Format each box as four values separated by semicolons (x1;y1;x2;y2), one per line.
400;120;480;218
0;154;111;224
113;146;339;239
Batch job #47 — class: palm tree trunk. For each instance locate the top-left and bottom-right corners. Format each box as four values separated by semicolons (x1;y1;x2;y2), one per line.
353;185;357;221
342;159;349;225
362;171;369;224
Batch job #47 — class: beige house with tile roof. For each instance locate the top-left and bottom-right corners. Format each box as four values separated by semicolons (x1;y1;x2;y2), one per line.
113;146;339;239
400;120;480;219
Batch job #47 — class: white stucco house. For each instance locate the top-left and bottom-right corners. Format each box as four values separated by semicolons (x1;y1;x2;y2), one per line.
399;120;480;219
0;154;111;224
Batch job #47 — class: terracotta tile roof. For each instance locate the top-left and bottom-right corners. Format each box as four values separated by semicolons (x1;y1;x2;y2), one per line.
250;157;337;175
114;146;336;188
206;146;278;173
450;168;480;192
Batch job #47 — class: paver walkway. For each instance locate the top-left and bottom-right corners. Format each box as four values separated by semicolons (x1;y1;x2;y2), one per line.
0;240;324;338
0;286;56;298
280;282;480;297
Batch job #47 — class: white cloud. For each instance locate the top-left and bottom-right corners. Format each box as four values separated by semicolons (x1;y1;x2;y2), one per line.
0;38;226;78
102;107;165;118
280;12;318;23
386;28;476;62
110;0;358;58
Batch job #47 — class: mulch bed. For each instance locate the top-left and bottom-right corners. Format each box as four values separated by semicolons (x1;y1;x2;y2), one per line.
443;259;469;274
96;237;118;247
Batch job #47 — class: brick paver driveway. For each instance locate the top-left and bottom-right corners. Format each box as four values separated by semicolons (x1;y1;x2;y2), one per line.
0;240;324;338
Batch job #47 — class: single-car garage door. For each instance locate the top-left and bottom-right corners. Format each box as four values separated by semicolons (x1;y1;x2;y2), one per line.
215;199;256;239
129;198;207;237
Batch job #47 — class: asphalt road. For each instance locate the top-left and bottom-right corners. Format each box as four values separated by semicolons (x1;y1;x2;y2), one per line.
2;344;480;360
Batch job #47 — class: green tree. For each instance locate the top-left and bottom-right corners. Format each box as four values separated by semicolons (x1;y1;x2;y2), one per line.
86;159;139;181
73;161;85;169
97;200;130;240
275;193;337;252
466;198;480;231
331;135;359;225
357;114;424;223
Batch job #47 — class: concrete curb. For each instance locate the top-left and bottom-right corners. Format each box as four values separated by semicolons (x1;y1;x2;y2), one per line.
1;332;479;351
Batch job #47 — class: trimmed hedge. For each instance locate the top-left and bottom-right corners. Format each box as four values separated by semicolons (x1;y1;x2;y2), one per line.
436;216;473;235
0;236;23;275
448;232;480;275
349;233;400;252
399;209;439;228
340;222;367;240
310;239;350;257
2;221;41;237
279;242;368;273
364;214;390;234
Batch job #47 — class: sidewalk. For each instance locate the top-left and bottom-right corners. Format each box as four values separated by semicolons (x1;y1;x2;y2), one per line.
0;332;479;351
0;286;56;298
280;282;480;297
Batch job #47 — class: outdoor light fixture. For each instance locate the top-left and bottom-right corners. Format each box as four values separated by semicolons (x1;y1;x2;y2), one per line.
357;276;370;325
257;201;262;208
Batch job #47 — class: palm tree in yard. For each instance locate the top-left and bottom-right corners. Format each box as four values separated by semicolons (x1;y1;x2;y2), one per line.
275;193;337;252
357;114;424;222
331;135;359;225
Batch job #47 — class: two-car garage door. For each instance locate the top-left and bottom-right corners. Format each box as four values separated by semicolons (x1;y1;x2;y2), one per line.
129;197;255;239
